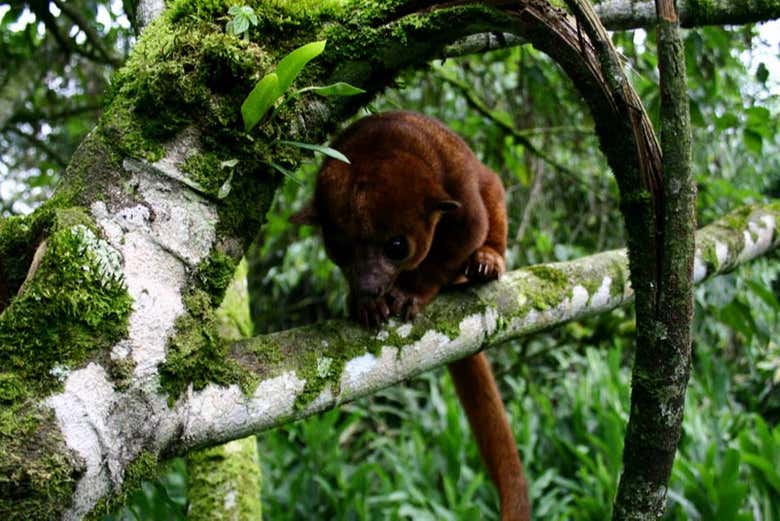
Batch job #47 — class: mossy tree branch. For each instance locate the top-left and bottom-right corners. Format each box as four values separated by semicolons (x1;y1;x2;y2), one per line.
175;203;780;452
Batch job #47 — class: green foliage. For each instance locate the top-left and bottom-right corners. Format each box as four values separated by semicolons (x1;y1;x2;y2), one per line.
0;0;132;215
241;40;327;131
278;140;351;163
241;73;281;131
225;5;259;38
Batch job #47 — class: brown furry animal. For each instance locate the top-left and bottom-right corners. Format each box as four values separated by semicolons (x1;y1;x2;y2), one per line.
292;111;530;520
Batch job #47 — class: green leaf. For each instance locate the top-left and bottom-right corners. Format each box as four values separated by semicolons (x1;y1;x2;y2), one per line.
715;113;739;130
745;280;780;311
301;82;365;97
280;140;350;164
217;171;234;199
275;40;327;96
241;73;279;132
743;128;763;155
746;106;771;128
266;161;303;186
756;62;769;84
232;17;249;34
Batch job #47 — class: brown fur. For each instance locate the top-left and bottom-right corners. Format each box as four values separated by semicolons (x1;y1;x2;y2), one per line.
292;111;529;520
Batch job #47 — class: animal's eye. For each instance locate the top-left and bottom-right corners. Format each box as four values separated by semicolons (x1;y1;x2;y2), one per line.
383;236;409;261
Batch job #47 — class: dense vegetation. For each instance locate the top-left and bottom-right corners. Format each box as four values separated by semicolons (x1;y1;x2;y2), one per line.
2;3;779;519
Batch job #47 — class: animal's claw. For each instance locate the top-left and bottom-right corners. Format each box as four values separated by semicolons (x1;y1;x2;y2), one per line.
465;247;505;281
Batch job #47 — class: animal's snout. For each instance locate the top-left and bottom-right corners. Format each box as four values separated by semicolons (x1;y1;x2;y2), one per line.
353;278;386;299
345;249;396;301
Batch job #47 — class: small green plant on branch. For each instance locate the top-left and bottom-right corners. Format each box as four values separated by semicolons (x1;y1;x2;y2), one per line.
225;6;258;39
237;36;364;181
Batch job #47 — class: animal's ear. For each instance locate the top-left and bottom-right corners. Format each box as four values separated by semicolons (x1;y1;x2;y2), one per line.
289;201;319;225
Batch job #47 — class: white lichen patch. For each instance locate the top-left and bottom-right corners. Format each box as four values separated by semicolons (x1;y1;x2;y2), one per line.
692;252;707;282
123;159;218;265
49;363;71;382
47;140;222;518
93;200;187;377
223;490;237;511
458;313;485;340
70;224;126;287
317;356;334;378
343;353;378;386
338;330;453;401
396;323;413;339
570;285;590;310
92;162;217;378
47;363;121;521
181;372;305;446
740;214;777;262
714;241;729;268
590;276;614;309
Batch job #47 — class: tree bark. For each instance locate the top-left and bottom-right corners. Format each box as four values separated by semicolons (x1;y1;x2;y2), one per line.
613;0;696;515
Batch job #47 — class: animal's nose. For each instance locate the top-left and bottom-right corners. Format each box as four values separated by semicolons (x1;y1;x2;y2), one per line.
355;282;383;298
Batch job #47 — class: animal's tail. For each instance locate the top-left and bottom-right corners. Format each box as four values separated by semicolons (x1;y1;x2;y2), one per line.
448;352;531;521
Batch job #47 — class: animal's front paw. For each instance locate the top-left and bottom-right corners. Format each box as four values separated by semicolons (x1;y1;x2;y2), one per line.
351;294;391;328
465;247;506;281
386;287;423;322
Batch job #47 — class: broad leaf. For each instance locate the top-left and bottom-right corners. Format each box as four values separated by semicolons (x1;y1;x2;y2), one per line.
275;40;327;96
241;73;279;132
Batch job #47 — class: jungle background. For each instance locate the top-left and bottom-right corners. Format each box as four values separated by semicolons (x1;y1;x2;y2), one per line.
2;1;780;518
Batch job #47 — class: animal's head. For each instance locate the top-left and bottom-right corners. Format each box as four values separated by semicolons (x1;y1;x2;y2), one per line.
291;151;459;304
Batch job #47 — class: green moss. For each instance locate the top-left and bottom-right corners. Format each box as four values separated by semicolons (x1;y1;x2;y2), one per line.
719;204;756;242
0;219;132;397
193;251;239;305
167;0;238;23
182;152;229;195
187;437;262;521
159;248;261;402
608;257;628;299
0;372;26;402
158;303;258;402
0;404;82;521
0;206;132;518
58;131;131;208
84;452;160;521
526;265;570;310
107;356;136;391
